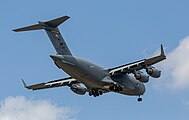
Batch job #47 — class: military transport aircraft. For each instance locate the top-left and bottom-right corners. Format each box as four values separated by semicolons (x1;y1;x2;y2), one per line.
13;16;166;102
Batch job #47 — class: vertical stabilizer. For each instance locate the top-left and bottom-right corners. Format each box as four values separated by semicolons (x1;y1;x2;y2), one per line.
13;16;72;55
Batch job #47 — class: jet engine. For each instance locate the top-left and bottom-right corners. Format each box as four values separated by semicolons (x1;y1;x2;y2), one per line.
70;84;87;95
146;66;161;78
134;71;149;83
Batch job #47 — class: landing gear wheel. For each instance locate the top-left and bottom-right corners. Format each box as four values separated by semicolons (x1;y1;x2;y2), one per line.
137;97;142;102
109;84;123;92
89;89;103;97
89;92;92;96
99;91;103;95
109;85;115;91
95;91;99;96
117;85;123;91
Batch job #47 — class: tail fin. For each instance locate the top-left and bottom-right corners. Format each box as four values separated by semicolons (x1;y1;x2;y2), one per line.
13;16;72;55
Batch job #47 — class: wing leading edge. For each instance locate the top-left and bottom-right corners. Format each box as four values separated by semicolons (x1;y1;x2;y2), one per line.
22;77;79;90
109;45;166;75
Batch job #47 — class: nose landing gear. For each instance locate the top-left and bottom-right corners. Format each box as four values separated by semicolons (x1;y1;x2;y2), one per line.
137;96;142;102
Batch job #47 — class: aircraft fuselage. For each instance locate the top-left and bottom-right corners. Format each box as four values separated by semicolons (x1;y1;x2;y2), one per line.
50;55;146;96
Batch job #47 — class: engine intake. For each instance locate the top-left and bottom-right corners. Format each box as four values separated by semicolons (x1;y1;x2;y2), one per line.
146;66;161;78
134;71;149;83
70;84;87;95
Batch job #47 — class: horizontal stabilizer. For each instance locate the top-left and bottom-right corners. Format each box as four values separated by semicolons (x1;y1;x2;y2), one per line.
45;16;70;28
13;24;43;32
13;16;70;32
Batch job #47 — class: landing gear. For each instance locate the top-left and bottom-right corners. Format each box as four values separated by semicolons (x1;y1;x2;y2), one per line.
109;84;123;92
89;92;92;96
99;91;103;95
137;97;142;102
89;89;103;97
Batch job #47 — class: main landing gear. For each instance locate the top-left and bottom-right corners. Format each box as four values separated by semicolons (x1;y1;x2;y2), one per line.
89;89;103;97
109;84;123;92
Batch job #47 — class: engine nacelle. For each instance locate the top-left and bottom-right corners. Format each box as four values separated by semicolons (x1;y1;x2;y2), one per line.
70;84;87;95
134;71;149;83
146;66;161;78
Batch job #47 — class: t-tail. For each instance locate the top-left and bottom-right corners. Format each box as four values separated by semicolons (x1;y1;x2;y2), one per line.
13;16;72;55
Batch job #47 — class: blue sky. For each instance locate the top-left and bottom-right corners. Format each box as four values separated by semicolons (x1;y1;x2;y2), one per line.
1;0;189;120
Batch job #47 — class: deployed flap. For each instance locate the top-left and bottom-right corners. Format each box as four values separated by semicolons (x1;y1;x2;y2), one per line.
108;45;166;75
22;77;79;90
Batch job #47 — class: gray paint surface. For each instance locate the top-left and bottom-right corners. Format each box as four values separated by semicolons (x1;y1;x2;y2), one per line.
13;16;166;101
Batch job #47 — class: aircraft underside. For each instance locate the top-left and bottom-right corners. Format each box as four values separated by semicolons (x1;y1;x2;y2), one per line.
13;15;166;102
52;55;146;101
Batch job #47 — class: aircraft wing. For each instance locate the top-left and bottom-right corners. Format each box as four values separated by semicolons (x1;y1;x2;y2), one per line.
22;77;79;90
108;45;166;75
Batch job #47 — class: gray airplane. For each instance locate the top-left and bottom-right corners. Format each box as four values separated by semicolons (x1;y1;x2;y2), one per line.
13;16;166;102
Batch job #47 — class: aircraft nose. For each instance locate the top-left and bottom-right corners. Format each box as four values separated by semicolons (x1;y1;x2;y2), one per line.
50;55;63;61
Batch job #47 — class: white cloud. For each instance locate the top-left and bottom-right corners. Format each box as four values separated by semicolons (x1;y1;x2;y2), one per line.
0;96;76;120
157;36;189;90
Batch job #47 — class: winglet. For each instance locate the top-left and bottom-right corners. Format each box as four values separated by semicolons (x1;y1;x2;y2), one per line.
21;79;28;88
160;44;166;57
